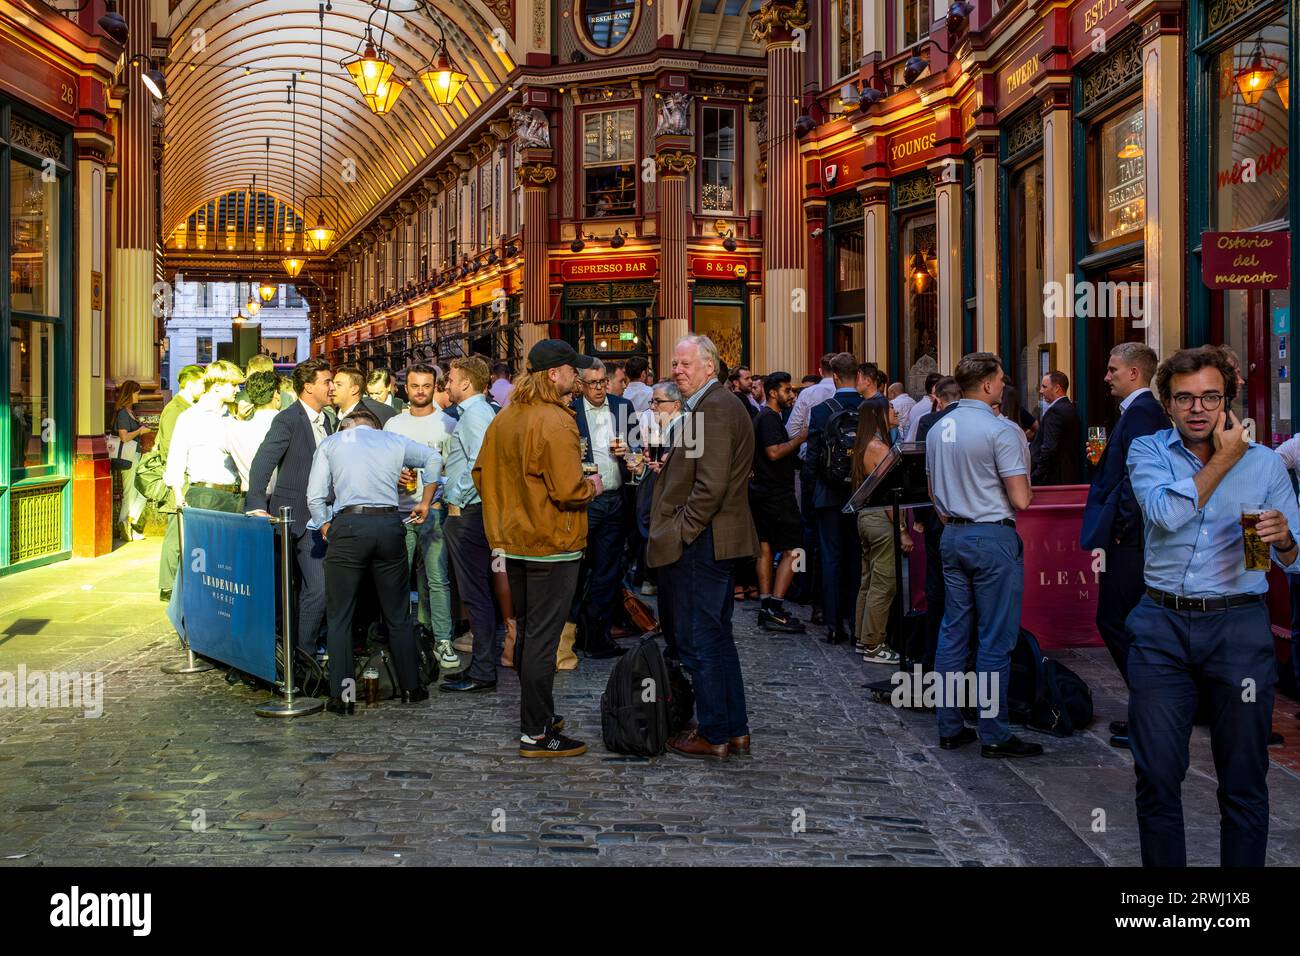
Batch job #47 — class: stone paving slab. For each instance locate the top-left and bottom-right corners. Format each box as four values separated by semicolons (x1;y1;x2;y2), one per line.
1;539;1299;866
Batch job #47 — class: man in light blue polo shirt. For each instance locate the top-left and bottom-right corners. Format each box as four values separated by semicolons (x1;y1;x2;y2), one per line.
926;352;1038;758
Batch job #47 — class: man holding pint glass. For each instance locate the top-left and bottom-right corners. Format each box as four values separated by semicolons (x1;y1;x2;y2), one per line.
1126;346;1300;867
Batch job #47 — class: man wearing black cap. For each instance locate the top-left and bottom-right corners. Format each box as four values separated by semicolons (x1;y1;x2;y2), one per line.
475;340;603;757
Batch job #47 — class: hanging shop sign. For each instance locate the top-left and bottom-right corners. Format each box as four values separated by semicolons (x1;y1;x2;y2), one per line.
1071;0;1130;61
887;123;937;175
560;254;658;281
0;34;78;123
997;27;1046;115
1201;231;1291;290
689;255;753;279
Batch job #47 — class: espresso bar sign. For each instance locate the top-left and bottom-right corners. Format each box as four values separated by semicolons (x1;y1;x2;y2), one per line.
1202;231;1291;290
560;255;657;281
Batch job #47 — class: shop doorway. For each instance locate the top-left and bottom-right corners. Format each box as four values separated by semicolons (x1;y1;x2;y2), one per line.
1213;288;1293;445
1080;259;1147;431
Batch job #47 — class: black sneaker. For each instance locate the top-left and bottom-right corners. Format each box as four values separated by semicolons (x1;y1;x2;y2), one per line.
519;732;587;758
980;735;1044;759
758;607;807;634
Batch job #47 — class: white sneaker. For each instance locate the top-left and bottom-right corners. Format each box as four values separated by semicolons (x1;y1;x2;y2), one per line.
435;639;461;668
640;582;657;596
861;645;901;665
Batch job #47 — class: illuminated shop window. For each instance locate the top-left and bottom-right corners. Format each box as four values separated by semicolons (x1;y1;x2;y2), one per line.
583;108;637;218
701;107;736;214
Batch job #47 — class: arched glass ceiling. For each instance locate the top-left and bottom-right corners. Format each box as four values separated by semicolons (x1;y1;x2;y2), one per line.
160;0;516;240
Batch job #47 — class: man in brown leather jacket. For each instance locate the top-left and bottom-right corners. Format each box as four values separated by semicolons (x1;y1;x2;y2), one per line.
475;339;602;758
648;334;760;760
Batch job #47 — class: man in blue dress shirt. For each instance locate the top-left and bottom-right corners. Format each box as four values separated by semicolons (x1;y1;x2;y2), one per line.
1126;345;1300;867
306;407;440;714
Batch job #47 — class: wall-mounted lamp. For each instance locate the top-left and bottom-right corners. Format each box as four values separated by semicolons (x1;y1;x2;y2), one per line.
610;227;626;249
571;230;587;253
721;230;738;253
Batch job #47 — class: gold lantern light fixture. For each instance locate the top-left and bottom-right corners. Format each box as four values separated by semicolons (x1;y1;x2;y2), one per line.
343;27;394;99
365;74;407;115
418;25;468;106
281;76;308;279
1235;36;1277;105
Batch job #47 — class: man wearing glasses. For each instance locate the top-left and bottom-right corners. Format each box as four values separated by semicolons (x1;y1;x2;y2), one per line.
1126;346;1300;867
568;359;637;658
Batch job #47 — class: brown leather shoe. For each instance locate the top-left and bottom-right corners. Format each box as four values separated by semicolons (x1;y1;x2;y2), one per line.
667;730;729;760
727;735;751;756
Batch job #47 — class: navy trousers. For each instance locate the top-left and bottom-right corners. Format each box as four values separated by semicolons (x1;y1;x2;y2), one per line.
294;527;328;655
572;490;626;647
1127;596;1274;867
816;506;861;638
445;506;498;683
662;526;748;744
1096;541;1144;685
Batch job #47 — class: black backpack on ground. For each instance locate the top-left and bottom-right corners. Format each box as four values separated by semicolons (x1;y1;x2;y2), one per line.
817;399;858;490
601;634;694;756
1007;628;1094;736
355;640;402;703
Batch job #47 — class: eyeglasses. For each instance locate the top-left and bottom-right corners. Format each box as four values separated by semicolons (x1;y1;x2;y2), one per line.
1171;392;1224;411
649;397;678;406
582;378;609;388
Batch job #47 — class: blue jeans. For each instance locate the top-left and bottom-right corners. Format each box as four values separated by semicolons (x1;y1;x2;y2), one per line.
1127;596;1273;867
663;526;748;744
404;507;452;642
934;523;1023;744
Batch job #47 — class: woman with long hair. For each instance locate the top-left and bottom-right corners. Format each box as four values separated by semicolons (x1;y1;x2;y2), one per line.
851;400;908;664
112;380;151;541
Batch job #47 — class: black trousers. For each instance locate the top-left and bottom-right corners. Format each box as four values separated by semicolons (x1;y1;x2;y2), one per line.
445;506;498;683
572;490;626;648
1096;541;1145;685
508;557;582;737
323;512;419;698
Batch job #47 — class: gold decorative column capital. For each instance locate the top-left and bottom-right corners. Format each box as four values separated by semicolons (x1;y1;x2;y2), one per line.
515;162;556;189
655;150;697;178
755;158;768;187
748;0;810;46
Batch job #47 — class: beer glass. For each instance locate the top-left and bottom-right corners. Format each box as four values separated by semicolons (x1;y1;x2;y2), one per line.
1241;503;1271;572
1086;426;1107;466
363;668;380;707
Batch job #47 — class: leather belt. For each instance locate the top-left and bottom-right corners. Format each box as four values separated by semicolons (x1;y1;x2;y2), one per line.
337;505;397;516
191;481;241;493
946;517;1015;528
1145;587;1264;613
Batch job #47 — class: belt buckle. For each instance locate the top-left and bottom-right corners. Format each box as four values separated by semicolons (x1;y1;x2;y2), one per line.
1189;596;1207;612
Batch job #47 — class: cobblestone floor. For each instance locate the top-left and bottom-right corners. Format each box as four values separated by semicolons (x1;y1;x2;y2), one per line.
3;539;1300;866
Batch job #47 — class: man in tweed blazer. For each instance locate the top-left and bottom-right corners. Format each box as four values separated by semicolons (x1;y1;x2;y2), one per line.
648;335;759;761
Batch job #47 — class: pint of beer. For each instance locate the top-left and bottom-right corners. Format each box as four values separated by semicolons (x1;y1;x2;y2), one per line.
363;668;380;707
1241;504;1271;572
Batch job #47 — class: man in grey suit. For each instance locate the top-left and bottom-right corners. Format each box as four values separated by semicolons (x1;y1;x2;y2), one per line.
246;357;335;657
648;335;760;761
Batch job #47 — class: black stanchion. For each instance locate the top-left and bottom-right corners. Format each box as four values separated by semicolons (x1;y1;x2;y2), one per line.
256;505;324;717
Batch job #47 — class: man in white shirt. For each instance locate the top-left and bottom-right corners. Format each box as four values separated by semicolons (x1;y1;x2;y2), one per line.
903;372;945;443
786;352;836;452
384;364;460;670
227;371;282;492
622;355;654;414
164;360;245;518
888;382;916;438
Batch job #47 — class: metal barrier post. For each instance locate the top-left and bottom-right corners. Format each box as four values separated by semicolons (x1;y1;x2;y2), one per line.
256;506;324;717
162;503;215;674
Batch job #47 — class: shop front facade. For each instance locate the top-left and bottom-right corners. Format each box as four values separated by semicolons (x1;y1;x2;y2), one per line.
0;0;121;574
800;0;1296;448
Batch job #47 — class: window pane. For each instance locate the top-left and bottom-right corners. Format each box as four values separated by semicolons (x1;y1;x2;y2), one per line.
1099;106;1146;240
582;0;636;49
833;227;865;315
11;160;60;316
900;215;938;395
694;304;744;369
1213;18;1291;230
1008;162;1045;412
9;319;55;474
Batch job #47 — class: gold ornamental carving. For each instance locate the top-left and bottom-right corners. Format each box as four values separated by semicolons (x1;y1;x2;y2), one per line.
655;150;697;177
515;162;557;188
755;158;768;187
748;0;810;44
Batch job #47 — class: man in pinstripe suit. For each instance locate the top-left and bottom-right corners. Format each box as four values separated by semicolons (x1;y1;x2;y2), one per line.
246;357;336;657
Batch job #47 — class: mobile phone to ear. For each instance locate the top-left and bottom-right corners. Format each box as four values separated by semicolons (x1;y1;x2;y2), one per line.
1223;400;1234;428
